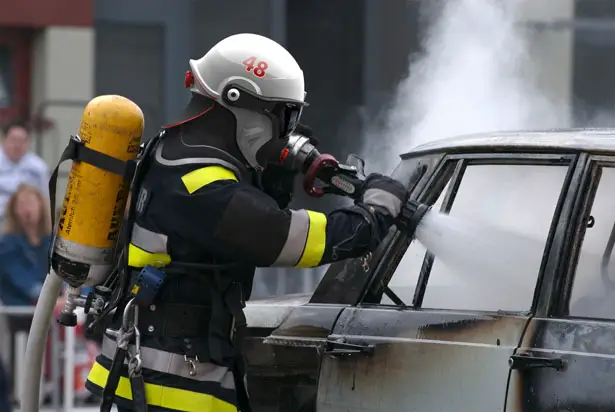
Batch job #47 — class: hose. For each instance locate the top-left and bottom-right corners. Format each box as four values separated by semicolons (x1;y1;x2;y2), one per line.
21;271;63;412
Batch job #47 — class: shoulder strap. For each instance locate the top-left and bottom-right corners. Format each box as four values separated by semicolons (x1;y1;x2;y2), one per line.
49;135;137;232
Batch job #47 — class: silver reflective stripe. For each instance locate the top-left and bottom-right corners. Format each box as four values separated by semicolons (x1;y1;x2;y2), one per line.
362;188;402;217
101;335;236;390
272;209;310;266
131;223;168;254
155;141;244;179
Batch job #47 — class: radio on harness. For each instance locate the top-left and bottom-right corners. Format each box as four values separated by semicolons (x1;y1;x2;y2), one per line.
129;266;167;307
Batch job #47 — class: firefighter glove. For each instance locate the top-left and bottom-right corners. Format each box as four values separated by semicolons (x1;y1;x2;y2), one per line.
359;173;408;218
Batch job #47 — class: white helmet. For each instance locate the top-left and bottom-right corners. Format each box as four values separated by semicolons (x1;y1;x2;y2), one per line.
185;33;307;169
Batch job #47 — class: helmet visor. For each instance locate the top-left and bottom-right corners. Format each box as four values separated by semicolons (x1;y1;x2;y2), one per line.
273;103;303;138
222;84;306;139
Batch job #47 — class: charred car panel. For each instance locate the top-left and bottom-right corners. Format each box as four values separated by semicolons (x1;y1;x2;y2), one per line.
508;318;615;412
244;295;346;412
316;308;529;412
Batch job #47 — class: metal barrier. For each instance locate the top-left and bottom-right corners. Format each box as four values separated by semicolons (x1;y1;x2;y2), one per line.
0;305;96;412
0;306;45;408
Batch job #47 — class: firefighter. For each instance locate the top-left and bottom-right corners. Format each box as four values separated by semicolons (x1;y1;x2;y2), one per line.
84;33;410;412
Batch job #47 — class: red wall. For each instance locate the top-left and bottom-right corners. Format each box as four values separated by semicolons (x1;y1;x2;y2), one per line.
0;0;93;28
0;0;93;123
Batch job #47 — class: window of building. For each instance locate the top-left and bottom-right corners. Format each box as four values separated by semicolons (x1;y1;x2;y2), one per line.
0;29;33;122
0;46;12;108
569;165;615;319
386;161;570;313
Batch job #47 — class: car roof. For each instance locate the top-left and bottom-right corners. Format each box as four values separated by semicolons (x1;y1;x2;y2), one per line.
402;128;615;158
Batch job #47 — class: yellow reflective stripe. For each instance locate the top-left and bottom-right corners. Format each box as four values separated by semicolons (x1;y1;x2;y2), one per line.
128;243;171;268
181;166;238;194
87;362;237;412
296;211;327;268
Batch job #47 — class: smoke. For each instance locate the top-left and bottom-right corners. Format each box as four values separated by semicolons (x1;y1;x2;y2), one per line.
369;0;609;312
363;0;565;171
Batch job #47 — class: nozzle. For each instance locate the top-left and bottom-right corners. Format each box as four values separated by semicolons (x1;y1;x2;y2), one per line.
397;200;430;238
345;154;366;180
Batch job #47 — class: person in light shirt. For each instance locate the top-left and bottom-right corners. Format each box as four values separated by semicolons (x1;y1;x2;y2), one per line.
0;122;49;225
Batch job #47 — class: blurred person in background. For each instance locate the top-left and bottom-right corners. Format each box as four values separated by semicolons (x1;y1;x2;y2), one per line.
0;184;51;409
0;184;52;324
0;122;49;227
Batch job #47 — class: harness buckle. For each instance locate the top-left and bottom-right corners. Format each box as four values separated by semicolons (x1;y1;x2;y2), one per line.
128;354;143;378
184;354;199;376
128;325;143;378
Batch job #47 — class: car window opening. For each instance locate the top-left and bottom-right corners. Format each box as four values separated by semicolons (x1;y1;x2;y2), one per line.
569;165;615;320
384;158;572;313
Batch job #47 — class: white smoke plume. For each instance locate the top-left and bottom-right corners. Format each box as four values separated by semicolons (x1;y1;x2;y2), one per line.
363;0;565;170
367;0;615;316
367;0;594;312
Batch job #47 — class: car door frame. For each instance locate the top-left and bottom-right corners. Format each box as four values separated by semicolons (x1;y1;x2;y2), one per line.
315;149;582;412
365;150;581;308
506;152;615;412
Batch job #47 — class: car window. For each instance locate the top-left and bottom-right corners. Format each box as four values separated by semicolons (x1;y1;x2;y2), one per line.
387;162;570;312
569;166;615;319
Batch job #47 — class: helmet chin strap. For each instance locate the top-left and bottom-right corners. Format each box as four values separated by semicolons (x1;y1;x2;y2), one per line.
227;106;274;170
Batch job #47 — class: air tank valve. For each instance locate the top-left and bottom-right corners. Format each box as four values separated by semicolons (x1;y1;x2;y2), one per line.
57;287;86;327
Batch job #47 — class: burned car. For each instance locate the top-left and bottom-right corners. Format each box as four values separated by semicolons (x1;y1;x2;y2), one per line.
242;129;615;412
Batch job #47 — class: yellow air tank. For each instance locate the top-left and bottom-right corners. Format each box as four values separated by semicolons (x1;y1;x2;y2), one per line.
51;95;144;288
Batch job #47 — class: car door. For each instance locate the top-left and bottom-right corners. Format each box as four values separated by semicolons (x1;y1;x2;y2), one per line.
315;152;579;412
506;154;615;412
